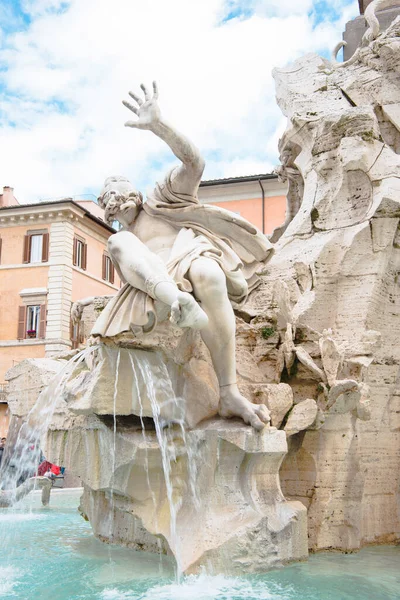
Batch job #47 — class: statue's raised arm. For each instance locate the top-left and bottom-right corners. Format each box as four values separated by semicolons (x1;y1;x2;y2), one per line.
123;82;205;197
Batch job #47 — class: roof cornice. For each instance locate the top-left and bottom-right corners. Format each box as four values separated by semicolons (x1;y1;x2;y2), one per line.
199;173;278;187
0;199;115;233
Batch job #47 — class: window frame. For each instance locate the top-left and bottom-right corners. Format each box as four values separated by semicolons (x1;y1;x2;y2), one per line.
17;304;46;340
26;305;41;338
22;230;49;264
102;253;114;284
73;235;87;270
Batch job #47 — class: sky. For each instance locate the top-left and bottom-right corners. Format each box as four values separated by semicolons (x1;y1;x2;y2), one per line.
0;0;359;204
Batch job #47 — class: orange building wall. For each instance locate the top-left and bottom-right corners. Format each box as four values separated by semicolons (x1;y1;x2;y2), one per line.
0;267;49;340
73;226;117;283
0;224;49;265
71;270;119;302
211;196;286;235
72;225;120;300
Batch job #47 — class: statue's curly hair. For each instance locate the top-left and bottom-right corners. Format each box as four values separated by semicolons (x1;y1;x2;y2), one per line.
98;190;143;225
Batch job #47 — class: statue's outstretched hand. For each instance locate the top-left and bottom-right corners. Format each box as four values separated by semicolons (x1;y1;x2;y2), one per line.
123;82;161;130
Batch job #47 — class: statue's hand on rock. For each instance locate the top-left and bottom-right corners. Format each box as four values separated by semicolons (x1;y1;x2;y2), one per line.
123;82;161;131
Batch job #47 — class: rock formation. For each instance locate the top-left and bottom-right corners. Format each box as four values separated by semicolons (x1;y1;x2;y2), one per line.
264;11;400;551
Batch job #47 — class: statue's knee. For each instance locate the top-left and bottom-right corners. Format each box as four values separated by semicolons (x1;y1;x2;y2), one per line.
191;259;226;298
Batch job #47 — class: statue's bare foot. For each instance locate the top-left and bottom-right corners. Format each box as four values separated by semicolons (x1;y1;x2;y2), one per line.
170;292;208;330
219;384;271;431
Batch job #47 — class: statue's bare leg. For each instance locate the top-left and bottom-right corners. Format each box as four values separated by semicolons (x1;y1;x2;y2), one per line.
108;232;208;329
189;257;270;431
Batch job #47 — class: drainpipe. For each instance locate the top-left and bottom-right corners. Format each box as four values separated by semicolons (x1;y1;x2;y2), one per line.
258;178;265;234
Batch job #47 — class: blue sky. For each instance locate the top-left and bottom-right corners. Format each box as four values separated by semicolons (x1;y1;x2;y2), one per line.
0;0;358;203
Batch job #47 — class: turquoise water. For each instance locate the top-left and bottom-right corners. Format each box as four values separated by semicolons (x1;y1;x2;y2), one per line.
0;489;399;600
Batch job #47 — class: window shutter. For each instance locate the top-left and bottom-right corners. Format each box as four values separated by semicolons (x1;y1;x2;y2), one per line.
39;305;46;339
102;254;106;280
23;235;31;263
42;233;49;262
110;262;115;284
73;237;77;266
82;243;87;270
17;306;26;339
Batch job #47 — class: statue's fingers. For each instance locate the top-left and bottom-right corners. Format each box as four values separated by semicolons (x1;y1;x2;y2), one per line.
140;83;150;100
124;120;140;128
170;301;181;325
128;91;143;106
122;100;138;115
152;80;158;99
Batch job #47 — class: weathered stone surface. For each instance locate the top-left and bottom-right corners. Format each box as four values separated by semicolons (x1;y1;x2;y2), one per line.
6;358;63;417
64;342;219;429
284;400;319;437
246;383;293;429
46;417;307;574
269;14;400;551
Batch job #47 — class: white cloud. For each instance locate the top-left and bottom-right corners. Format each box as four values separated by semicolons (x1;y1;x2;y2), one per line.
0;0;359;203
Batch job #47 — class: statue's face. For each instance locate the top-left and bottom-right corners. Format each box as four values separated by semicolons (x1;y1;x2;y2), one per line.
99;176;143;226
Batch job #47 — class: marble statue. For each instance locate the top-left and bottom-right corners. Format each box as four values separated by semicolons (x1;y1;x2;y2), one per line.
73;82;273;431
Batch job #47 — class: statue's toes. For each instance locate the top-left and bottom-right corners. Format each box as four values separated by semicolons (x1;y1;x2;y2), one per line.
248;412;266;431
256;404;271;424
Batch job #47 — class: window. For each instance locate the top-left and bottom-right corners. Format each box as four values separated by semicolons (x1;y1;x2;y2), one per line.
30;235;43;262
23;231;49;264
102;254;114;284
73;236;87;269
26;305;41;337
17;304;46;339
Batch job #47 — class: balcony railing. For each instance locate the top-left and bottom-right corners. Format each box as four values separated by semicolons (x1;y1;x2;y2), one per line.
0;383;9;403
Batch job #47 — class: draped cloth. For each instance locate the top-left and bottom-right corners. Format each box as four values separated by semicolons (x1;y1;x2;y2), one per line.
92;170;274;338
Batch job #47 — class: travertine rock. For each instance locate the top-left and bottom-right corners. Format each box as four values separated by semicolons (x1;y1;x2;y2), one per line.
45;417;307;574
284;399;319;437
63;341;219;429
6;358;63;417
268;14;400;551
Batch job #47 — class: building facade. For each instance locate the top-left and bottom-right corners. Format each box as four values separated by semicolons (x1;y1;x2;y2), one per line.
198;173;287;236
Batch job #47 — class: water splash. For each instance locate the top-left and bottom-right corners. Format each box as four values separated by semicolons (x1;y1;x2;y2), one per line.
99;574;289;600
0;566;21;597
0;347;97;503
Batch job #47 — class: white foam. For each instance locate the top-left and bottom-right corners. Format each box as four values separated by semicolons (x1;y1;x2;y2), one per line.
99;574;286;600
0;512;45;523
0;566;20;597
100;590;137;600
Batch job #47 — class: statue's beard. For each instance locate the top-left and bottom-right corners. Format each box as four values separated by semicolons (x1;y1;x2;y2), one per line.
98;190;143;225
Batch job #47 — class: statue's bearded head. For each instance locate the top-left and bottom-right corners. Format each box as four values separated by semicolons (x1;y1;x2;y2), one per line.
98;176;143;226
